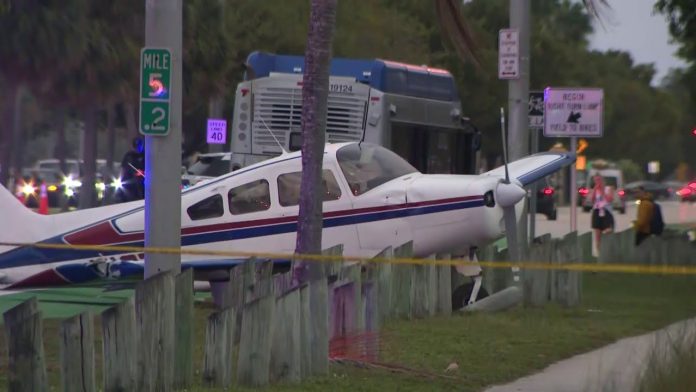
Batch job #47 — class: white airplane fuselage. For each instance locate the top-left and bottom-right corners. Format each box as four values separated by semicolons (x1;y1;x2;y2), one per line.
1;142;572;288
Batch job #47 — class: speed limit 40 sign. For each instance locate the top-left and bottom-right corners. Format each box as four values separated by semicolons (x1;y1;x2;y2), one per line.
139;47;171;136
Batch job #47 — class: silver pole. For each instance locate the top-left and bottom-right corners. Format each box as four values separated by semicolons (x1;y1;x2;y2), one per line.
509;0;531;246
144;0;182;278
570;137;578;233
529;128;538;242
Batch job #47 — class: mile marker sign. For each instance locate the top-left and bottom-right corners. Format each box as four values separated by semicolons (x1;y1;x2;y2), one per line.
543;87;603;138
140;47;172;136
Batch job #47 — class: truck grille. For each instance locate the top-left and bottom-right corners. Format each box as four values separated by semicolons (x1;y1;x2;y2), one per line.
252;86;368;154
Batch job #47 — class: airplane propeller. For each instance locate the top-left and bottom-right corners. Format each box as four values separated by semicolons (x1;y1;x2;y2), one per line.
496;107;525;262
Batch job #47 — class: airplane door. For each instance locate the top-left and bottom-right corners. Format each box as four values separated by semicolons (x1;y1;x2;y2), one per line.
352;186;414;255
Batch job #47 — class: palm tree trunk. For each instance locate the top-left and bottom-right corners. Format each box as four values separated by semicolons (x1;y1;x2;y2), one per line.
293;0;338;283
125;101;138;139
0;81;18;187
79;103;98;209
11;86;25;174
207;97;225;153
106;101;116;177
52;107;69;211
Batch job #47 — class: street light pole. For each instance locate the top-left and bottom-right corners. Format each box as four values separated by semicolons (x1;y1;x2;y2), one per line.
144;0;182;278
508;0;531;251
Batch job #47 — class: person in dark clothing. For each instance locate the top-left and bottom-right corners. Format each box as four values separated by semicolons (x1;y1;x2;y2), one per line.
118;137;145;202
633;187;655;246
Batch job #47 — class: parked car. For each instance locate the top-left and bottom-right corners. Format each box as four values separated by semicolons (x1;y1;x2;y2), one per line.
662;180;686;199
677;181;696;203
182;152;237;187
623;181;670;200
18;168;66;208
581;168;627;214
534;179;557;220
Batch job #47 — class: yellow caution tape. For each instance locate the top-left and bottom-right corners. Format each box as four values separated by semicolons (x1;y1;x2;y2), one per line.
1;241;695;275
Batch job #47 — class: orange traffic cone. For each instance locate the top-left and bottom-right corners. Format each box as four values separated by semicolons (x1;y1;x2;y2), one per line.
15;183;26;205
38;182;49;215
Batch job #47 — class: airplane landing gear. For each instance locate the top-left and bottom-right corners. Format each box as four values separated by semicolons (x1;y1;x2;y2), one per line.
451;247;489;310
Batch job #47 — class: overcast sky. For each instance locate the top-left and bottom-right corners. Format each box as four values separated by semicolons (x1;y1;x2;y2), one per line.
588;0;687;85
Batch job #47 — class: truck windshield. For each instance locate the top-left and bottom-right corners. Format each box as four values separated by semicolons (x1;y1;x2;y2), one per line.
336;143;418;196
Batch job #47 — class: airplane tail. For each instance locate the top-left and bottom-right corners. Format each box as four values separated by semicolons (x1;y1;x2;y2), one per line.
0;183;48;247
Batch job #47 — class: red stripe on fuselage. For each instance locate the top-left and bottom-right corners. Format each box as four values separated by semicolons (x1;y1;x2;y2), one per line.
62;195;482;246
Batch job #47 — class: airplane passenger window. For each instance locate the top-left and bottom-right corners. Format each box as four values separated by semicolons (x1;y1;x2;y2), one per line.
228;179;271;215
337;143;418;196
277;170;342;206
186;194;224;220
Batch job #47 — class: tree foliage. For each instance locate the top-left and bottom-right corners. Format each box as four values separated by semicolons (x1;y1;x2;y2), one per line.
1;0;694;190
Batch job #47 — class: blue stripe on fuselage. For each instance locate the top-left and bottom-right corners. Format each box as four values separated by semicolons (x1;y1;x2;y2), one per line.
0;197;483;269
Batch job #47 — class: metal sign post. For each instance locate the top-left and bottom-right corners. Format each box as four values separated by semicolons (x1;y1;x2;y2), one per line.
142;0;182;278
543;87;604;234
570;137;578;232
528;91;543;242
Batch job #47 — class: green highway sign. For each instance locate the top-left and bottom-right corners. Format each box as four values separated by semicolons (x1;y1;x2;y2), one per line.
140;47;172;136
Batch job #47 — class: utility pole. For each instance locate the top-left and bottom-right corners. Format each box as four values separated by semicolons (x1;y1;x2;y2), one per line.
508;0;531;252
143;0;182;278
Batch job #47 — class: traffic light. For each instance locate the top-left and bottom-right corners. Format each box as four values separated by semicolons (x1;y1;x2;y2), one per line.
692;128;696;137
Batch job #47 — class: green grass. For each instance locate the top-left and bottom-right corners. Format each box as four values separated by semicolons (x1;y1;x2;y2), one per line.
2;273;696;391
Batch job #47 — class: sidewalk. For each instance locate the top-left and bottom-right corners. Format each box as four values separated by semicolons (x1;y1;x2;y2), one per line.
484;317;696;392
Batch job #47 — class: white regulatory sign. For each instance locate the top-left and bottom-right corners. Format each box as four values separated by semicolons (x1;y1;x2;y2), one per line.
498;28;519;80
206;118;227;144
543;87;604;138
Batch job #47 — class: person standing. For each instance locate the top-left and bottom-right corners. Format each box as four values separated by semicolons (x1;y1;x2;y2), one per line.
633;186;655;246
590;175;614;257
118;137;145;202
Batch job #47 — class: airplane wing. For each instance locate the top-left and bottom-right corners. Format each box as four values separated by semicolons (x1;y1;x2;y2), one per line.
2;257;292;290
482;152;576;187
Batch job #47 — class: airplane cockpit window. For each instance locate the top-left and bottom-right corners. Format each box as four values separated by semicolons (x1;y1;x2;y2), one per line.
278;170;342;206
187;194;224;220
336;143;418;196
228;179;271;215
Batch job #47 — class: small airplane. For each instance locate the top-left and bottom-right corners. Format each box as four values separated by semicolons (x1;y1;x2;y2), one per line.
0;142;574;305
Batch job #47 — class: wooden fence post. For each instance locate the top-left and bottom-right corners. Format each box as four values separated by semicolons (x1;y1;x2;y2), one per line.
435;253;452;316
202;307;236;388
391;241;414;319
374;246;393;324
552;232;581;307
237;292;275;387
412;256;436;318
101;298;136;392
60;311;95;392
308;276;329;376
174;268;194;389
299;283;312;379
271;287;302;383
522;239;550;307
339;264;363;333
578;231;593;262
135;271;175;391
3;297;47;392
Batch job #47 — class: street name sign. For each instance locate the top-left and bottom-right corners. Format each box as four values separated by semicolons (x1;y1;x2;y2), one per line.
206;118;227;144
140;47;172;136
543;87;604;138
498;29;519;80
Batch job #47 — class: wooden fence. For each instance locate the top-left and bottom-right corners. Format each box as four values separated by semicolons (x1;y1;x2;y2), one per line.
17;228;692;390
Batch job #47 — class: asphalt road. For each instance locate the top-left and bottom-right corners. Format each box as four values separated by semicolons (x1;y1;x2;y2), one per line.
532;200;696;239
